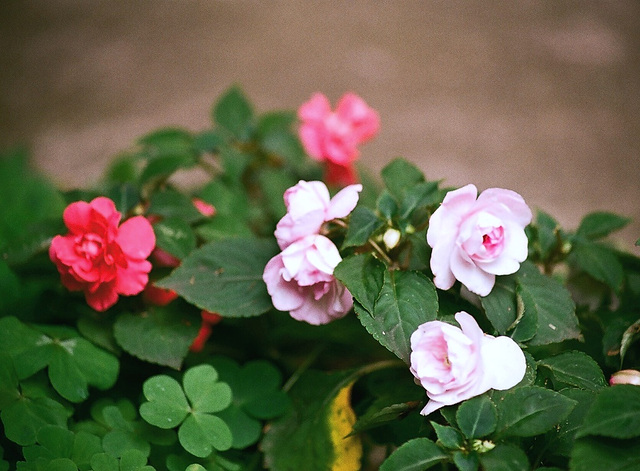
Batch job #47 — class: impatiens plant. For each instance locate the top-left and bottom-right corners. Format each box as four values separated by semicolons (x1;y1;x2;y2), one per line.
1;86;640;471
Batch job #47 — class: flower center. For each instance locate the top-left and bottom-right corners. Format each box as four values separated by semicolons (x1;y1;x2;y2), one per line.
77;233;104;259
481;226;504;258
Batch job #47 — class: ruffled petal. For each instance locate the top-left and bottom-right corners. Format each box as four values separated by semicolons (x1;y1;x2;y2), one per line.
116;216;156;260
326;184;362;220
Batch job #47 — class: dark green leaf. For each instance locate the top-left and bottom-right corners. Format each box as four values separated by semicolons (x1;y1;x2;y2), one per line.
577;211;631;240
156;238;278;318
153;217;197;260
456;395;497;439
534;210;560;260
620;318;640;363
1;395;70;446
570;239;624;291
139;154;196;184
496;386;577;437
212;87;253;141
511;282;539;342
147;189;204;224
138;127;193;155
478;443;529;471
430;422;464;449
570;436;640;471
113;307;199;370
398;181;440;220
545;388;596;458
357;270;438;364
577;385;640;439
342;206;385;249
381;158;425;201
193;129;225;153
183;365;232;414
377;190;398;220
194;216;253;242
379;437;448;471
334;253;385;314
179;413;233;457
139;375;190;429
537;351;606;391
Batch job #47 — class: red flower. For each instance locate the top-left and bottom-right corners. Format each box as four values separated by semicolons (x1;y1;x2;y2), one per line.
49;197;156;311
189;311;223;352
143;282;179;306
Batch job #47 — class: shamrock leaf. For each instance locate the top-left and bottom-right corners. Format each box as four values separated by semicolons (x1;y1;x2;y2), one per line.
19;425;102;470
90;449;156;471
0;316;119;403
139;364;233;458
210;357;291;449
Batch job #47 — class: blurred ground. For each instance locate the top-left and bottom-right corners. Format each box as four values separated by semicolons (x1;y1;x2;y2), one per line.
1;1;639;246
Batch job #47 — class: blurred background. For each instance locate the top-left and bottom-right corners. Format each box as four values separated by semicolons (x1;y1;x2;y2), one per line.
1;1;639;245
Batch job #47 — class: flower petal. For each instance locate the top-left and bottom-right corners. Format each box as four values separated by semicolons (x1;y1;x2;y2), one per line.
326;184;362;220
116;216;156;260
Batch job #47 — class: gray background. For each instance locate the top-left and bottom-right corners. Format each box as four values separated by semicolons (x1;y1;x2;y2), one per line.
2;1;639;245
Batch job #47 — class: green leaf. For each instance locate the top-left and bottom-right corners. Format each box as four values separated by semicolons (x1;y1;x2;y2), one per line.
570;239;624;291
183;365;232;414
576;385;640;439
179;413;233;457
452;450;479;471
334;253;385;313
212;86;253;141
379;437;448;471
156;238;279;318
342;206;385;249
193;129;225;153
534;210;560;260
139;376;190;429
496;386;577;437
576;211;631;240
456;395;498;439
482;262;579;346
620;318;640;363
545;388;596;458
376;190;398;220
139;153;196;184
430;422;464;449
1;395;70;446
537;351;606;391
398;181;440;220
138;127;194;155
381;158;425;201
153;217;197;260
0;317;119;403
147;189;204;224
113;307;199;370
357;270;438;364
570;436;640;471
195;215;253;242
478;443;529;471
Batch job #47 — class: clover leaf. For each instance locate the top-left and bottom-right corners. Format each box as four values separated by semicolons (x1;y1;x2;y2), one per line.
139;365;232;458
0;316;119;403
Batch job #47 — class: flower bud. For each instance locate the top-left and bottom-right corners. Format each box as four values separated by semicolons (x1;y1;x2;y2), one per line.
609;369;640;386
383;228;401;250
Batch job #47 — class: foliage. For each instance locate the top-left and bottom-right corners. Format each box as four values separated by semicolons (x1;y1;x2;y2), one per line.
1;86;640;470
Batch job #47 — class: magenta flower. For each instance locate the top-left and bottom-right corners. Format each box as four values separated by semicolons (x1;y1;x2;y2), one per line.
274;180;362;249
263;234;353;325
427;184;533;296
49;197;155;311
410;312;526;416
298;92;379;185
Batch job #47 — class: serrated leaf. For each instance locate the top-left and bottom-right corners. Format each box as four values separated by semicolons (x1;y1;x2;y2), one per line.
381;158;425;201
342;206;385;249
114;307;199;370
545;388;596;457
478;443;529;471
496;386;577;437
153;217;197;260
156;238;278;317
430;422;464;449
334;253;385;313
357;270;438;364
576;385;640;439
570;239;624;291
212;87;253;141
377;190;398;220
537;351;606;391
576;211;631;240
456;395;497;439
379;437;448;471
534;210;560;260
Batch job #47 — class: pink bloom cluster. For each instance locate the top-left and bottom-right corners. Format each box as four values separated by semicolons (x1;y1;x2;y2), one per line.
427;184;533;296
410;312;526;415
298;92;379;186
49;197;156;311
263;181;362;325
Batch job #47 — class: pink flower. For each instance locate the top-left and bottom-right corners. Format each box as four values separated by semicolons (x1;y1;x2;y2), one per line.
192;197;216;217
427;184;533;296
274;180;362;249
263;234;353;325
143;282;179;306
49;197;156;312
410;312;526;416
298;92;379;185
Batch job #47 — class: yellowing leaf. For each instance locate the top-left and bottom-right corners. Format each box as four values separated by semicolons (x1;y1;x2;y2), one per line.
328;381;362;471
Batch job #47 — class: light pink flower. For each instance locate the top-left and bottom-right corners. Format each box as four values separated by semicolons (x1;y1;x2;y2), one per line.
274;180;362;249
263;234;353;325
427;184;532;296
298;92;379;185
410;312;526;416
49;197;155;312
609;369;640;386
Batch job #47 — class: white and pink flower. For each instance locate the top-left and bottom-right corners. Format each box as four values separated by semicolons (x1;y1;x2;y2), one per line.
427;184;533;296
410;311;526;415
263;234;353;325
274;180;362;249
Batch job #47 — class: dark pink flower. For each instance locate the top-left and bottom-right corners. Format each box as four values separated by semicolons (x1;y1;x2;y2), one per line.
192;197;216;217
49;197;155;311
298;92;379;184
143;282;178;306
